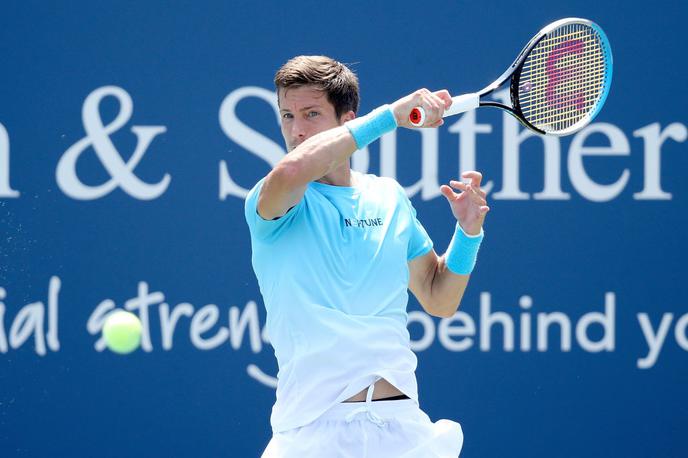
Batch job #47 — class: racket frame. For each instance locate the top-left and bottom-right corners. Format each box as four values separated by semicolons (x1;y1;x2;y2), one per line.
410;17;613;136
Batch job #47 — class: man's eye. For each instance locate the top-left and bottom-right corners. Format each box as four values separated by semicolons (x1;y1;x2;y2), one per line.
307;111;319;118
282;113;293;119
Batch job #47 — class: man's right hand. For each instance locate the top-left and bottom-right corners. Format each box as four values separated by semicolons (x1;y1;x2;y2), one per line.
390;89;453;129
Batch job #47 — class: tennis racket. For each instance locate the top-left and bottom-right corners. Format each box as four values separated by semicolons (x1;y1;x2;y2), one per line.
410;17;613;136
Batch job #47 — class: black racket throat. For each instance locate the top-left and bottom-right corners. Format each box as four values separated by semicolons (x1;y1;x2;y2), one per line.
475;99;546;135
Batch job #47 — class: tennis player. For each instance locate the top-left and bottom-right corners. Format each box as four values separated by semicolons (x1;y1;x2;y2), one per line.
245;55;489;457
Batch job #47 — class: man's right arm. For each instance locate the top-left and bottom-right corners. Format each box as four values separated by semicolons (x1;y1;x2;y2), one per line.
257;89;452;220
257;126;357;220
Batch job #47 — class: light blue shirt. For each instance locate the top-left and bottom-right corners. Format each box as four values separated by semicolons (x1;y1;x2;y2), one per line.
244;171;433;432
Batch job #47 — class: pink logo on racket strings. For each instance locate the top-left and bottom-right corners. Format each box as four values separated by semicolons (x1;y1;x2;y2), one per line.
546;39;586;111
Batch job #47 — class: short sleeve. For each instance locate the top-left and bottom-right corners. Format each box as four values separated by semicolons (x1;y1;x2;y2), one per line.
399;188;433;261
244;178;305;242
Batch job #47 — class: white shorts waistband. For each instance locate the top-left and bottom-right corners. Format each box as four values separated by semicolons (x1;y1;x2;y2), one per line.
318;398;419;422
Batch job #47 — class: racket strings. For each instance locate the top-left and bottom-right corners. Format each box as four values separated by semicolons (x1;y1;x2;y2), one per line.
527;85;605;125
525;38;605;130
522;28;597;62
517;22;610;133
535;66;606;129
521;46;599;71
520;31;603;96
520;60;605;89
520;30;599;67
521;49;604;86
521;69;606;111
522;64;606;110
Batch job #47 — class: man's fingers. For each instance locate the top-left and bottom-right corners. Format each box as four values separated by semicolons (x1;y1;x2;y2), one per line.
449;180;468;192
449;180;487;206
464;184;487;205
440;184;458;200
461;171;483;188
434;89;453;109
426;94;444;123
424;119;444;128
406;88;452;127
431;93;446;117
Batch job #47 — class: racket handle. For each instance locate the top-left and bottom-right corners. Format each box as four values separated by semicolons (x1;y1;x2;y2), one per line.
409;93;480;127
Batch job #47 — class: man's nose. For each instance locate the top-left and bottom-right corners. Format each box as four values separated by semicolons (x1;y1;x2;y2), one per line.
290;118;308;140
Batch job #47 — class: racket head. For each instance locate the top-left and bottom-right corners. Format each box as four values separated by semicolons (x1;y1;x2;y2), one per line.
510;18;613;136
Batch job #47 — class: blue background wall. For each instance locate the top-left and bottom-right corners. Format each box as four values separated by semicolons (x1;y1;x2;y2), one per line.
1;1;687;457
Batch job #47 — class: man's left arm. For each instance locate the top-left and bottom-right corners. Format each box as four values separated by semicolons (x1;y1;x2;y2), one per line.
408;171;489;318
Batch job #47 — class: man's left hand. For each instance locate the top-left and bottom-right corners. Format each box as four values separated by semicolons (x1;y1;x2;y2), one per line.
440;171;490;235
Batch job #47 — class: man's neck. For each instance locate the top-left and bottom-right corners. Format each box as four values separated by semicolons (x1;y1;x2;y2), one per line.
316;166;356;187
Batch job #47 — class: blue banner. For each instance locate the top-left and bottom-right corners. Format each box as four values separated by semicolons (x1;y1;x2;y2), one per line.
1;1;686;457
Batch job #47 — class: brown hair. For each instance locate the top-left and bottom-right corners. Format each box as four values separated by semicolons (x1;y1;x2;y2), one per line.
274;55;360;118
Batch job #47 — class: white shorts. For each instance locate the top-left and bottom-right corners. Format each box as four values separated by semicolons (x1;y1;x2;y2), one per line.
261;384;463;458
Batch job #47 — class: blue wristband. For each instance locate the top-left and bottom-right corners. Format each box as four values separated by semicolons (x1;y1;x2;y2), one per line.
345;105;397;149
445;223;484;275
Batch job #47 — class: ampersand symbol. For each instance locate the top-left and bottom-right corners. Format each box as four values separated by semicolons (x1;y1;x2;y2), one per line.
57;86;170;200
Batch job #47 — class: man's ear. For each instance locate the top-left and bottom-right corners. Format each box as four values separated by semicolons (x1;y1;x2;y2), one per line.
340;110;356;124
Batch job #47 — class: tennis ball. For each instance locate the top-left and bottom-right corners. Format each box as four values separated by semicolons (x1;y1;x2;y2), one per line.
102;310;142;354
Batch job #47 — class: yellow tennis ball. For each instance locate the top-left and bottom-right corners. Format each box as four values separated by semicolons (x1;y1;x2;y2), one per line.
102;310;142;354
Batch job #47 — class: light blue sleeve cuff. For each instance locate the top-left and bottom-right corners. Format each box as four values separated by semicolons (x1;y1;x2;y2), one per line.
445;222;484;275
345;105;397;150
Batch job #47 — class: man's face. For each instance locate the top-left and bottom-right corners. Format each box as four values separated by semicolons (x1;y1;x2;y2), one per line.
278;86;351;152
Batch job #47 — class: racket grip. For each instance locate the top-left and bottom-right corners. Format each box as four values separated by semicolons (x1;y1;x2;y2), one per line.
409;93;480;127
